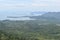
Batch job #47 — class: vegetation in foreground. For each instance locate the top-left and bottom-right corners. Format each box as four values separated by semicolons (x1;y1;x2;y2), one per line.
0;20;60;40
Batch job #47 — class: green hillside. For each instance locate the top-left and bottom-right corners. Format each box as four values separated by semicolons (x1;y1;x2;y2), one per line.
0;20;60;40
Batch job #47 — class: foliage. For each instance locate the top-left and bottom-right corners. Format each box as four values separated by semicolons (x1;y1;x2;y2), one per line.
0;20;60;40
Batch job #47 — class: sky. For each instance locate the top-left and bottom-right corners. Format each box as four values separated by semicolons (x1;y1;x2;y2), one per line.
0;0;60;20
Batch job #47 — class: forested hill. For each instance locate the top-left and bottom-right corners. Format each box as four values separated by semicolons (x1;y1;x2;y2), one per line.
0;20;60;40
41;12;60;19
28;12;60;20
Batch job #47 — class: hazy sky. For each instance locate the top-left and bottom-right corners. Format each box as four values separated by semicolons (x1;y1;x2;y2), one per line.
0;0;60;19
0;0;60;11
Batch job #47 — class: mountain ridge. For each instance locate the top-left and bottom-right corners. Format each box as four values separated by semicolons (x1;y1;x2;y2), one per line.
27;12;60;21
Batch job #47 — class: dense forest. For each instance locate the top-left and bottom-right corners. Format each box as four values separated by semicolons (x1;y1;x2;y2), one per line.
0;20;60;40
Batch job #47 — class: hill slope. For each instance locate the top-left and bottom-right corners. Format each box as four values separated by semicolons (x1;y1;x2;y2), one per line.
29;12;60;20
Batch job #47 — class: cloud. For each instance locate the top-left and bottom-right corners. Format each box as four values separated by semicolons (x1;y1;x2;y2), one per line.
0;0;31;9
32;3;48;7
0;0;60;11
32;0;60;8
0;2;31;10
32;0;60;11
33;0;60;2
